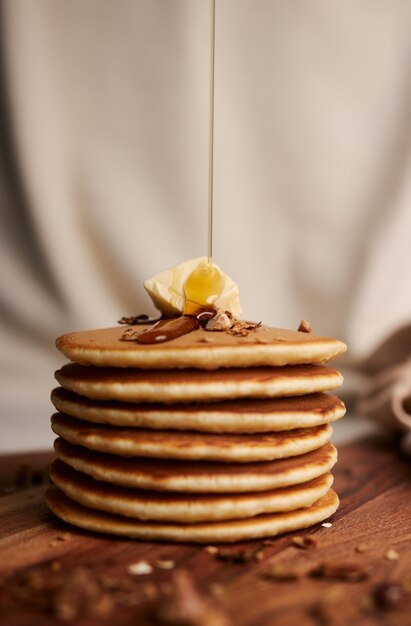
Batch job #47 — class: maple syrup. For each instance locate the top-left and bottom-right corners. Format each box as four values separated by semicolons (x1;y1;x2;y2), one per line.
137;1;220;345
183;0;221;317
183;263;223;316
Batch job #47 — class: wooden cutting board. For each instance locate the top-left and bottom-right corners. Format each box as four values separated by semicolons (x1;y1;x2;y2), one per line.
0;436;410;626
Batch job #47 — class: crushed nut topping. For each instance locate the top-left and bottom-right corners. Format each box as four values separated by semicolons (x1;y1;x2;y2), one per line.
384;549;400;561
227;320;262;337
298;319;312;333
205;310;233;331
120;328;140;342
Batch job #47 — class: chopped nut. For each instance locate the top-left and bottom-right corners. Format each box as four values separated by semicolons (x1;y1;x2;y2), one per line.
1;563;155;620
291;535;318;549
373;582;408;610
209;583;225;598
205;310;233;331
261;563;305;581
127;560;153;576
205;546;219;555
227;320;262;337
298;319;312;333
310;561;371;582
359;593;376;611
142;583;159;600
385;549;399;561
355;543;370;553
215;547;264;563
149;570;230;626
156;560;175;571
52;567;115;621
310;586;344;624
321;522;332;528
120;329;140;342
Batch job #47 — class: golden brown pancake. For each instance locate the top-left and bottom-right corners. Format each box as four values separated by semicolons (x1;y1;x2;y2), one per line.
55;363;343;403
51;388;346;433
51;413;332;462
56;325;347;370
45;485;339;542
50;460;334;522
54;438;338;493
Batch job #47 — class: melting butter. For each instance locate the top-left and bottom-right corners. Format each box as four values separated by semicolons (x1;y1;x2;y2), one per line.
144;257;242;318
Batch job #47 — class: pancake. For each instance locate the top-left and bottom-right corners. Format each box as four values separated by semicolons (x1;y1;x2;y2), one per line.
45;485;339;542
51;388;346;433
55;363;343;404
54;438;338;493
51;414;332;462
50;460;333;523
56;325;347;370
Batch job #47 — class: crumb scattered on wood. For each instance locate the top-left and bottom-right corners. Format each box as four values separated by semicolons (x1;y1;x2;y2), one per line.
147;570;230;626
310;561;371;582
213;547;264;564
292;535;318;549
156;560;175;571
310;586;344;624
355;543;370;553
261;563;306;581
127;560;153;576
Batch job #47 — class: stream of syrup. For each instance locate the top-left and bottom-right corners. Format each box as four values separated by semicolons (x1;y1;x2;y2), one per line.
137;1;220;345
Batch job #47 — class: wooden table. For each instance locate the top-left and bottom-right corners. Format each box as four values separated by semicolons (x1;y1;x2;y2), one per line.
0;437;410;625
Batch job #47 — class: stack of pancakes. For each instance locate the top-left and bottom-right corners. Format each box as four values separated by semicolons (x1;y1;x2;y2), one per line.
46;324;347;543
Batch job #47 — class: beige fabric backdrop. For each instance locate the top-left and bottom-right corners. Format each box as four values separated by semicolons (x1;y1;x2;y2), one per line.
1;0;411;451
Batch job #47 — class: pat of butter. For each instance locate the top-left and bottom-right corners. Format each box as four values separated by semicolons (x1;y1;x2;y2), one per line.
144;257;242;317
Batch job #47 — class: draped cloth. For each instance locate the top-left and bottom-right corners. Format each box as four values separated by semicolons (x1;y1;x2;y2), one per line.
1;0;411;450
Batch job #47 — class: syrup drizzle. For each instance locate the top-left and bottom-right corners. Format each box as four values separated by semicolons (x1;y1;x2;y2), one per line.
136;1;220;346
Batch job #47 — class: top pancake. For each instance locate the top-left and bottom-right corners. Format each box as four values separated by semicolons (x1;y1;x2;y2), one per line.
56;325;347;370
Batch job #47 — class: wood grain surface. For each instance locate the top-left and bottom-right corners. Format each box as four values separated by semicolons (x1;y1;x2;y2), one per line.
0;437;410;626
